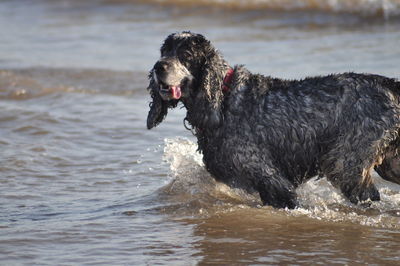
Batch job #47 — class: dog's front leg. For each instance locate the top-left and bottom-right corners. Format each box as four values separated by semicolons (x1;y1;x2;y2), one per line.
255;175;298;209
226;149;299;209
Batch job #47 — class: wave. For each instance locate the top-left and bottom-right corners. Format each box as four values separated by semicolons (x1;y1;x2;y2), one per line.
144;0;400;18
0;68;147;100
159;138;400;228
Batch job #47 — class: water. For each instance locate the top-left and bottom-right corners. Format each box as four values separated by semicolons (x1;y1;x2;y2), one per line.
0;0;400;265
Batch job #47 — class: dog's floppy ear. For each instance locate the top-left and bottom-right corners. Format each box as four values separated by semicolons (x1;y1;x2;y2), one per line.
194;43;228;129
202;53;225;110
146;71;168;129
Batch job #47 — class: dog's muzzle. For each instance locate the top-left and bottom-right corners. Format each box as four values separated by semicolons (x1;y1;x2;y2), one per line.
153;58;192;100
159;84;182;100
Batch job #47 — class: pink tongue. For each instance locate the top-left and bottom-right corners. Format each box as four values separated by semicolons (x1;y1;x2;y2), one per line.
170;86;182;99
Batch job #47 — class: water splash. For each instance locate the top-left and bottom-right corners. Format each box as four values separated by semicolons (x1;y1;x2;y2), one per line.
293;175;400;228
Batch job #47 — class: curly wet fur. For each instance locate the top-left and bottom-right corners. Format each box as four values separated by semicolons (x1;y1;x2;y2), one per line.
147;31;400;209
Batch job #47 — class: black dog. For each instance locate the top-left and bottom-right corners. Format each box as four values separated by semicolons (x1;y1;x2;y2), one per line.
147;31;400;208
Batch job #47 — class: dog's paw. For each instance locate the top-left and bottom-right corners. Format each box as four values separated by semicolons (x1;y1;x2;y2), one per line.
347;183;380;205
276;195;298;209
257;180;298;209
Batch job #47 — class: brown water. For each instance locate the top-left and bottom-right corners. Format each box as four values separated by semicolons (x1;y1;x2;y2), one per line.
1;0;400;265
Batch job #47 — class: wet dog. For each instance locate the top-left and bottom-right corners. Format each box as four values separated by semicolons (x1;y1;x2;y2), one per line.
146;31;400;208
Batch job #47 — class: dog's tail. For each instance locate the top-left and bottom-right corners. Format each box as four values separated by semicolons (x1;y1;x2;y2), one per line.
397;80;400;94
387;78;400;100
395;80;400;103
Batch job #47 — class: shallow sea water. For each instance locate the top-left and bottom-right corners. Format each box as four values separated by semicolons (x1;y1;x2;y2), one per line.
1;0;400;265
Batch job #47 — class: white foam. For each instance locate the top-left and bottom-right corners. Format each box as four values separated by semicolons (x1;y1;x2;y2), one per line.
163;137;204;176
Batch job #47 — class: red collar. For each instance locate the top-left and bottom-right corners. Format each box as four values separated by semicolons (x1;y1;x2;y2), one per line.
222;68;234;93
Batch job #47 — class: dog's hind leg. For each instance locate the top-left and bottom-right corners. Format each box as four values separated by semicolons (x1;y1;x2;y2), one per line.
375;148;400;185
321;139;383;205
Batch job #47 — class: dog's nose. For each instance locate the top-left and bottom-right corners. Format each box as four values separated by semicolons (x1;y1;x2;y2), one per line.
154;61;169;73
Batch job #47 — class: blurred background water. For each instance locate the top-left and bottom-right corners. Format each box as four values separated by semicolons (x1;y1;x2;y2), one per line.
0;0;400;265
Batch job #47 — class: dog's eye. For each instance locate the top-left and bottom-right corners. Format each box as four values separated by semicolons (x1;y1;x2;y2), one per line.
179;51;192;60
177;51;192;68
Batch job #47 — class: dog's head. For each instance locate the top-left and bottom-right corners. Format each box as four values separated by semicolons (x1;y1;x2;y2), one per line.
147;31;228;130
